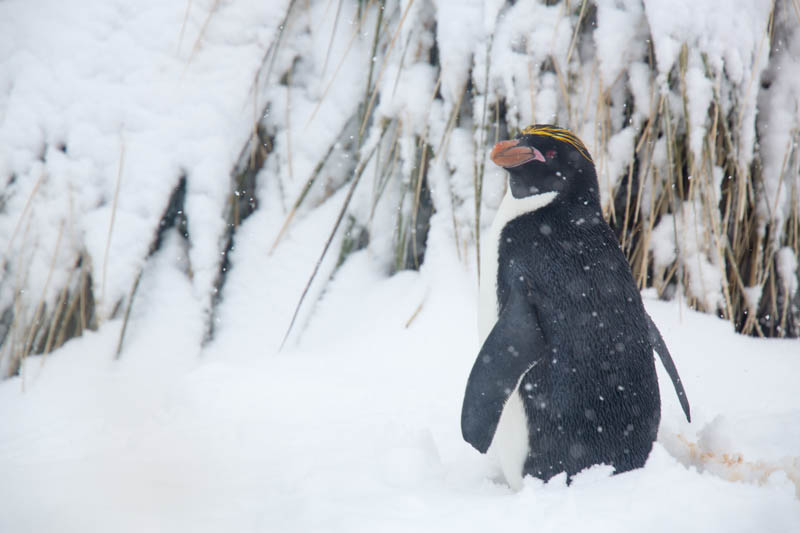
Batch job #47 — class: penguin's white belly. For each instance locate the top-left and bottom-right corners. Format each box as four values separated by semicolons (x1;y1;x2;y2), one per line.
488;388;529;490
478;189;558;489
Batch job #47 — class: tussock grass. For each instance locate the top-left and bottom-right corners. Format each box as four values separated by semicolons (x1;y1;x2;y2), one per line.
2;251;96;380
2;0;798;374
259;0;800;343
411;3;789;338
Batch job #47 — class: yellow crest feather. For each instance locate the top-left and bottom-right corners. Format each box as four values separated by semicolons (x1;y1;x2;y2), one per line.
520;125;592;163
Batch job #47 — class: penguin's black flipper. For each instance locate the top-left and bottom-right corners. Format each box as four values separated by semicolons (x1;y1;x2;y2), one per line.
461;283;545;453
645;312;691;422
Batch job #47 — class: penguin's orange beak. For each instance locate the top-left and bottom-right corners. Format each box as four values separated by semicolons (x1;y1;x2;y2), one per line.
490;139;546;168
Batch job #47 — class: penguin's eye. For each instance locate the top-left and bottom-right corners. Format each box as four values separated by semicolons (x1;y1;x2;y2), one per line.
545;149;557;160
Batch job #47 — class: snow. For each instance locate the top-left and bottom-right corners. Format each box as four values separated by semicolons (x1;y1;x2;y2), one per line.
757;2;800;243
778;246;799;299
2;226;800;532
650;204;725;312
643;0;771;85
643;0;772;171
376;62;438;138
1;0;799;531
0;0;288;331
489;0;574;129
684;49;713;160
433;0;483;104
594;0;646;88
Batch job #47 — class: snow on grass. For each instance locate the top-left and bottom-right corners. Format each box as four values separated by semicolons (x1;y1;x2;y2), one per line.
1;0;799;531
0;0;286;332
1;214;799;532
757;4;800;243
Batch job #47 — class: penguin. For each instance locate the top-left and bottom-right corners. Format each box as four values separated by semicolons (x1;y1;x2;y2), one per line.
461;124;691;489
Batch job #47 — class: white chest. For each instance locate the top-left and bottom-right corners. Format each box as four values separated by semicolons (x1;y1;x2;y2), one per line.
478;190;558;339
477;188;557;489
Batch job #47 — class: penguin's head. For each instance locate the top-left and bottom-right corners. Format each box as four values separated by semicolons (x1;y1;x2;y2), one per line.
490;124;599;206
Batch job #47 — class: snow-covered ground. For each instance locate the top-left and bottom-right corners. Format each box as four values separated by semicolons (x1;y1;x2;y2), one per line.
1;215;800;532
2;0;800;531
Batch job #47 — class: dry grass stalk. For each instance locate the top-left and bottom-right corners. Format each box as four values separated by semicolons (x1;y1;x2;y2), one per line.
188;0;220;64
358;0;416;140
8;0;800;372
115;269;143;359
21;222;65;369
2;170;44;270
280;124;387;350
320;0;344;79
100;142;125;321
305;0;373;129
177;0;193;54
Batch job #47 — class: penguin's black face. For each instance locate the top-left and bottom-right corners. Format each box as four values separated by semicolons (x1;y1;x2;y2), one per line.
490;125;600;206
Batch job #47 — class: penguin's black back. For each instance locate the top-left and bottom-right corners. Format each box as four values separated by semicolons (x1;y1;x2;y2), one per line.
497;199;660;481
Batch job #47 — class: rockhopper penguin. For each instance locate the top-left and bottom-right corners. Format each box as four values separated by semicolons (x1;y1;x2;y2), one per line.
461;125;691;489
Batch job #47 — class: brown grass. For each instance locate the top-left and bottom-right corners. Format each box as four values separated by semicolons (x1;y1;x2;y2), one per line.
3;0;798;374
